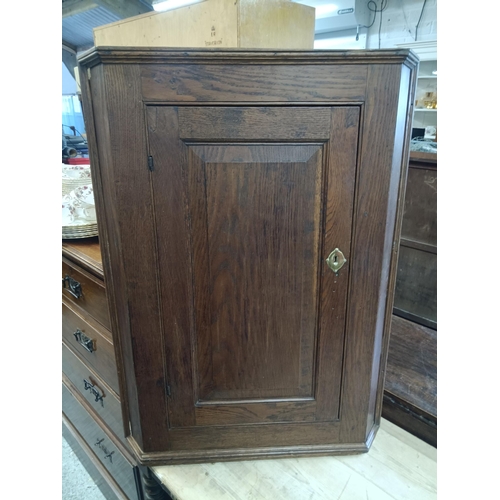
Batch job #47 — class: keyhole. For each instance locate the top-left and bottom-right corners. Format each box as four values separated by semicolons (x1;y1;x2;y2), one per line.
326;249;345;276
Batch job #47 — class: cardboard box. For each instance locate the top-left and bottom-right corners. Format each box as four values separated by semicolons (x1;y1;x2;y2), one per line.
93;0;315;49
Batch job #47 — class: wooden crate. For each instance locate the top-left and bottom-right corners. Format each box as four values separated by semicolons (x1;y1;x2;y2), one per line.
93;0;315;49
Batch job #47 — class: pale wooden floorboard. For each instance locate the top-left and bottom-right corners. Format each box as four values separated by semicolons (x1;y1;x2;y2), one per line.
152;418;437;500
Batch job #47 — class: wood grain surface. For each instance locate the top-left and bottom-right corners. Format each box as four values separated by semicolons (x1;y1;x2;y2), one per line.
63;369;125;446
140;63;368;103
191;143;323;402
62;382;141;500
385;316;437;415
383;315;437;446
93;0;315;50
394;246;437;324
62;237;104;280
151;418;436;500
386;151;437;445
78;48;417;463
62;257;111;332
146;105;359;441
394;158;437;329
63;417;128;500
400;166;437;246
62;299;118;392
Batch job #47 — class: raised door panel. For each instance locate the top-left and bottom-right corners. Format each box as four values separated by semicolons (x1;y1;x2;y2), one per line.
147;106;360;432
191;143;322;403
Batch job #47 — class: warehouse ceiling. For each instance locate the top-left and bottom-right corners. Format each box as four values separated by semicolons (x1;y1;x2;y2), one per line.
62;0;337;77
62;0;154;52
61;0;338;53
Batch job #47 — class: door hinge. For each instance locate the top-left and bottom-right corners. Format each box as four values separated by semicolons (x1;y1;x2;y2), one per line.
148;155;154;171
166;384;171;397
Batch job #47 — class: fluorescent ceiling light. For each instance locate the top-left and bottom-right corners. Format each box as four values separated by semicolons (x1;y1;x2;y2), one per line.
315;4;339;18
293;1;339;19
155;1;339;19
153;0;204;12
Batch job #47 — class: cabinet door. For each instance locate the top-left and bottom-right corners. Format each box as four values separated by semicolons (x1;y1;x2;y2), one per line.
147;106;359;431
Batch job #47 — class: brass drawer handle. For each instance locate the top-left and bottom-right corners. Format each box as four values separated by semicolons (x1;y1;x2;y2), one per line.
62;275;83;299
83;379;104;406
73;329;95;353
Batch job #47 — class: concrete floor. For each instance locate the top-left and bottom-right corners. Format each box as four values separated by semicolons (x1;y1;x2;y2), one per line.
62;437;107;500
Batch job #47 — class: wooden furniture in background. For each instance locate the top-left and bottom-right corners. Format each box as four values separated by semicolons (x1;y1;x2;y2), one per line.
62;238;151;500
393;151;437;329
383;151;437;447
77;47;417;465
93;0;315;49
383;316;437;446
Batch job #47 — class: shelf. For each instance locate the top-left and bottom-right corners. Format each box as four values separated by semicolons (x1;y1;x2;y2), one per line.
417;75;437;79
414;109;437;112
409;151;437;163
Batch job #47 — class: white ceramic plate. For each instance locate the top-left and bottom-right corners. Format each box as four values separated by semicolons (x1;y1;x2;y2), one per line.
62;232;98;240
62;164;91;179
62;184;96;225
63;223;98;231
68;185;94;205
62;226;97;231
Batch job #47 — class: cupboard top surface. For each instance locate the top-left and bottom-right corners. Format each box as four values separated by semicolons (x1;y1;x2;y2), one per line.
150;418;437;500
78;47;419;68
62;237;103;279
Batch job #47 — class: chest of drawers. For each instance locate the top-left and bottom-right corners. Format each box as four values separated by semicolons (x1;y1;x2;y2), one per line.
62;238;156;500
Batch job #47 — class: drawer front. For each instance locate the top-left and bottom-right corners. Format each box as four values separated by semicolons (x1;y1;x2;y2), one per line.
63;342;124;441
63;418;126;500
62;299;118;393
62;382;141;500
62;257;111;332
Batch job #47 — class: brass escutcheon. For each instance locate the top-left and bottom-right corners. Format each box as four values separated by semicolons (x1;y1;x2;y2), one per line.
326;248;346;276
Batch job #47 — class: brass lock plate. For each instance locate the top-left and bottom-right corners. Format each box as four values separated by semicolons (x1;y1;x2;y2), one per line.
326;248;346;275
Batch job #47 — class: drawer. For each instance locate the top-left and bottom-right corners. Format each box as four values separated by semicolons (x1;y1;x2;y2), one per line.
62;382;141;500
63;342;124;441
62;257;111;332
63;417;127;500
62;298;118;391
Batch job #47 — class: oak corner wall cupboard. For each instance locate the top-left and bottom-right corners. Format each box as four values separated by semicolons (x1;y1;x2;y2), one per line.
77;47;418;465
